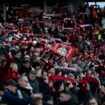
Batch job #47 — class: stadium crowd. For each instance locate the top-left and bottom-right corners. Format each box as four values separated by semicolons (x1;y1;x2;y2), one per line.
0;2;105;105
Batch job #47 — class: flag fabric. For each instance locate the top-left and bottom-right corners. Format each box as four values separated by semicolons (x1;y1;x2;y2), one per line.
51;42;77;62
80;76;100;86
49;74;76;83
84;76;99;86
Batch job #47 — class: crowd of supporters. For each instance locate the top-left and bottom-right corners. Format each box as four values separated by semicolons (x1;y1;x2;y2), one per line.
0;2;105;105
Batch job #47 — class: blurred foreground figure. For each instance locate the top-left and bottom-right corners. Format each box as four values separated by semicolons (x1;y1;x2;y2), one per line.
2;79;31;105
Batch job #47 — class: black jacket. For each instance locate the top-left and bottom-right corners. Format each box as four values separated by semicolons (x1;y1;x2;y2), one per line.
29;78;40;93
36;77;49;94
17;86;31;98
56;98;78;105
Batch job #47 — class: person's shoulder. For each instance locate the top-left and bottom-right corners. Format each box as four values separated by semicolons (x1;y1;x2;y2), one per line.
3;91;14;96
2;90;16;100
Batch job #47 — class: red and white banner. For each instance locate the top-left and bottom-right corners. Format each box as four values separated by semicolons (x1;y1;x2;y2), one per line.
51;42;77;62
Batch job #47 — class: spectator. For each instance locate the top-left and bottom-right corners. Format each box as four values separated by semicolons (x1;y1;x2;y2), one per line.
2;79;31;105
31;96;43;105
0;2;105;105
17;75;32;98
19;58;32;75
6;63;19;81
43;95;54;105
28;69;40;93
57;90;78;105
88;97;99;105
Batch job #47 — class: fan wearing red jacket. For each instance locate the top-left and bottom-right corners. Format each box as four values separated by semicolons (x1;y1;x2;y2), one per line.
6;63;20;81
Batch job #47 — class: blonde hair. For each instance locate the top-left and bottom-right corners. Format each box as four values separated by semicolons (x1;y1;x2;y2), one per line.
9;63;18;71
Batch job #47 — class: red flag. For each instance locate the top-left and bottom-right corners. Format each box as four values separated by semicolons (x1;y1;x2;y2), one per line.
49;75;76;83
83;76;100;86
51;42;77;62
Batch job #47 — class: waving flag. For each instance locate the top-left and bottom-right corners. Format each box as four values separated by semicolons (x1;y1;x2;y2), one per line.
51;42;77;62
49;75;76;83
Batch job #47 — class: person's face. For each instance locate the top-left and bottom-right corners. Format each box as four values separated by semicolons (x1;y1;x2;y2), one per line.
88;99;98;105
0;90;4;96
48;68;55;75
6;85;17;93
35;48;40;54
59;93;71;102
42;71;47;79
36;69;42;77
47;99;54;105
67;82;73;90
29;73;36;81
15;52;21;59
35;57;40;62
19;77;29;88
1;60;6;67
23;62;30;68
59;83;64;91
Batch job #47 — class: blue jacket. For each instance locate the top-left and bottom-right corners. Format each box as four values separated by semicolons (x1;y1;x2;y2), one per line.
2;91;31;105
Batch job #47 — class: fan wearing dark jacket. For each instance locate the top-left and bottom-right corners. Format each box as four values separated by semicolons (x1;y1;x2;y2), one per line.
2;79;31;105
56;90;79;105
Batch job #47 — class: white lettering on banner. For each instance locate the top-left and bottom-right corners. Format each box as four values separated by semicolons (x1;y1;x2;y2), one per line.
57;46;73;56
58;47;67;56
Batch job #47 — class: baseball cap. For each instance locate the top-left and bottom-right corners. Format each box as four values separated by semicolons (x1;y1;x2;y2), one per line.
4;79;17;87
